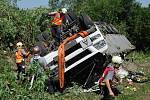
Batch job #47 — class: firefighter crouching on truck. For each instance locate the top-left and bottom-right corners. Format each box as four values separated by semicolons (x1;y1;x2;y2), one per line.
98;56;123;99
15;42;30;83
48;8;67;46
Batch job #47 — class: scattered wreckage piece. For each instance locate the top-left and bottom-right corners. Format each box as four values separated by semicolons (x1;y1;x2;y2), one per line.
105;34;135;55
128;71;149;83
95;22;119;34
95;21;135;55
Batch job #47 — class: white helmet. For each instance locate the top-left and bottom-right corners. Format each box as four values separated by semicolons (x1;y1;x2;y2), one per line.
61;8;67;14
112;56;123;64
16;42;23;48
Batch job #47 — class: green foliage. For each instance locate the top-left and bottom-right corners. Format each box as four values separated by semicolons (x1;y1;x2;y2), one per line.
73;0;131;37
128;7;150;50
0;1;150;99
26;59;49;91
0;0;51;50
1;52;150;100
28;60;41;75
0;0;150;51
48;0;79;10
73;0;150;50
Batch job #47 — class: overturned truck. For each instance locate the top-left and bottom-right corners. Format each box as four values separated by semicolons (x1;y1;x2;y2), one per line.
37;13;135;91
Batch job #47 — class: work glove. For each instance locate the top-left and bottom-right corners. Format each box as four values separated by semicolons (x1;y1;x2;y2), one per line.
95;77;104;85
98;77;104;84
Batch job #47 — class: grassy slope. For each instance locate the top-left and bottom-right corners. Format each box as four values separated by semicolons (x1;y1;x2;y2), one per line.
0;51;150;100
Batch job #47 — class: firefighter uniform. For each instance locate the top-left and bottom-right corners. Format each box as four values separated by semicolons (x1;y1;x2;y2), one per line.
16;42;30;80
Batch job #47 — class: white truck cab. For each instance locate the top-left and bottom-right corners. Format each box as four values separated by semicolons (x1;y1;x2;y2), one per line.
38;24;108;73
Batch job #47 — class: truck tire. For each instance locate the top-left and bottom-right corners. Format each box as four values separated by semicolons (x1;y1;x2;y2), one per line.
63;11;78;24
67;11;78;22
79;13;94;30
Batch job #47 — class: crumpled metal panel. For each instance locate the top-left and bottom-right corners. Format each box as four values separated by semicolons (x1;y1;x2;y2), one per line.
105;34;135;55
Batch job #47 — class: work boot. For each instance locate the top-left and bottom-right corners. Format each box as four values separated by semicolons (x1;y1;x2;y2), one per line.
101;96;115;100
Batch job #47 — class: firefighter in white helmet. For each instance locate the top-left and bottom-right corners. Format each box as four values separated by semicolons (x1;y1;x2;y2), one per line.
112;56;123;64
98;56;123;99
15;42;30;83
61;8;67;14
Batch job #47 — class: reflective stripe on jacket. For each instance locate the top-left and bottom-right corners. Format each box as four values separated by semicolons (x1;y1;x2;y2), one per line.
16;49;23;63
51;13;64;26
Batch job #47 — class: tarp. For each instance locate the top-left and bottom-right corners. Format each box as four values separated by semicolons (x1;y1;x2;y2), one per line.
105;34;135;55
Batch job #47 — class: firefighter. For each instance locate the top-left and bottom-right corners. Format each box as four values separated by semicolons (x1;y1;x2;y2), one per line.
31;46;41;61
29;46;47;75
48;8;67;45
28;46;50;90
28;46;42;89
15;42;30;83
98;56;123;99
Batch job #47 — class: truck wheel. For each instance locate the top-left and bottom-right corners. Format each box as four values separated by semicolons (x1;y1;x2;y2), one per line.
67;11;78;22
79;13;94;30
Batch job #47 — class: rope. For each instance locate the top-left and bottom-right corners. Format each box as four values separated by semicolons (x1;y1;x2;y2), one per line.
58;31;88;88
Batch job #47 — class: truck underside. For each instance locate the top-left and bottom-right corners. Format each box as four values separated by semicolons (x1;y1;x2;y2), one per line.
65;52;106;89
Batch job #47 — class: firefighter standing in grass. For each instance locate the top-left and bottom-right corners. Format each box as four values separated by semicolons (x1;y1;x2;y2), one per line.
98;56;123;100
48;8;67;45
15;42;30;83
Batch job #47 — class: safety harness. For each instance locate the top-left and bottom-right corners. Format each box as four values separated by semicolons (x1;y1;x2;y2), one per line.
16;49;23;63
52;13;64;26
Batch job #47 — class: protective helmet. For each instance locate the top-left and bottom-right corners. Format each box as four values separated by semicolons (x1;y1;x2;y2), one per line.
16;42;23;48
61;8;67;14
112;56;123;64
33;46;40;54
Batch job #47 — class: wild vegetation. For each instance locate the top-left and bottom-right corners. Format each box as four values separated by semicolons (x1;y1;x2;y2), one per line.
0;0;150;100
0;0;150;51
0;51;150;100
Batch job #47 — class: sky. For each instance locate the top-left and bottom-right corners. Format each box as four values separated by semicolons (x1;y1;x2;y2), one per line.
17;0;150;9
137;0;150;6
17;0;49;9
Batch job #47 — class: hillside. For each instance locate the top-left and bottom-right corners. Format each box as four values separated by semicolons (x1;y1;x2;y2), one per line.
0;0;150;99
0;51;150;100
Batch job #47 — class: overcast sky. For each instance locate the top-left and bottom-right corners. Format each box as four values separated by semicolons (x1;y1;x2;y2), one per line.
17;0;150;9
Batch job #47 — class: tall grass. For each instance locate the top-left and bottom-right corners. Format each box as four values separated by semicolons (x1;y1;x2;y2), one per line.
0;51;150;100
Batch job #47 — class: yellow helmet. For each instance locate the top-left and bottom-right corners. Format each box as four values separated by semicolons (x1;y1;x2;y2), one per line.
16;42;23;48
112;56;123;64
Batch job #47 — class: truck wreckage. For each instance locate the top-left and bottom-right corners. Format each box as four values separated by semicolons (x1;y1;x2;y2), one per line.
33;12;135;92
